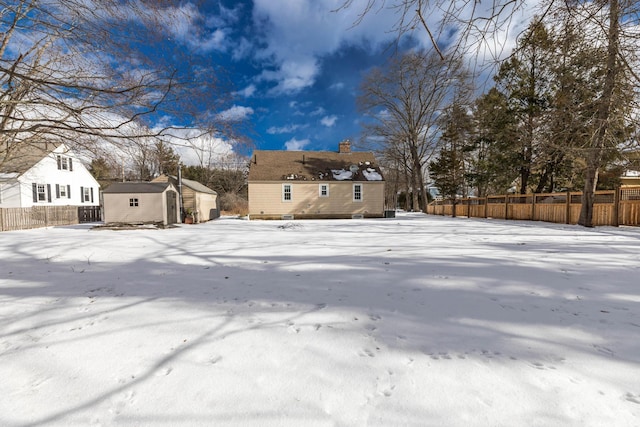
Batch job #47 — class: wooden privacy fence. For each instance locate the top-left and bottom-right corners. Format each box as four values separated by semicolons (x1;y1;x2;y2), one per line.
426;186;640;227
0;206;81;232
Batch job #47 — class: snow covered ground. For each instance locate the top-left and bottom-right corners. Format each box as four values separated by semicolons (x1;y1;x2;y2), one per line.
1;213;639;426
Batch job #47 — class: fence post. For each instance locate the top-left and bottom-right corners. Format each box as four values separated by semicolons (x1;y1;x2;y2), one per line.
613;187;620;227
531;193;536;221
504;194;510;220
565;191;571;224
483;197;488;218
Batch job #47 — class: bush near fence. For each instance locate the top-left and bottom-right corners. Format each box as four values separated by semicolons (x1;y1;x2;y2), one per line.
0;206;99;232
426;186;640;227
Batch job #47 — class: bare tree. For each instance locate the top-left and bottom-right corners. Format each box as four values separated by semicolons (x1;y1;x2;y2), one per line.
0;0;237;169
358;51;462;212
336;0;528;61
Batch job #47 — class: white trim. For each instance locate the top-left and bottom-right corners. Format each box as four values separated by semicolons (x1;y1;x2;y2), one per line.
353;183;363;202
282;183;292;202
319;183;329;197
37;184;47;202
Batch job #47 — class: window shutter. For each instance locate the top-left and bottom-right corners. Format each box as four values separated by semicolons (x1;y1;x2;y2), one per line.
69;158;73;171
80;186;84;203
56;184;60;198
67;185;71;199
32;183;37;203
47;184;52;202
90;187;94;203
57;155;61;170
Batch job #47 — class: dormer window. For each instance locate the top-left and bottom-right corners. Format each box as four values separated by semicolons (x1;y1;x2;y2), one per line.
57;155;73;171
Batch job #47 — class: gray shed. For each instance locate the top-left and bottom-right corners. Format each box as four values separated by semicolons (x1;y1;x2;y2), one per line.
102;182;180;225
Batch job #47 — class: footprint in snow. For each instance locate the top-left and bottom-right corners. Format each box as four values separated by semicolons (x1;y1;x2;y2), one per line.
624;392;640;404
529;362;556;370
155;367;173;376
359;348;375;358
205;355;222;365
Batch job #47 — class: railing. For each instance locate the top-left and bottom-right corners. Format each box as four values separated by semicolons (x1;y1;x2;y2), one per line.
426;186;640;227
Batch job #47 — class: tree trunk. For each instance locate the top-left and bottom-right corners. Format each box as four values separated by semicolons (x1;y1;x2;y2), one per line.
411;169;420;211
409;140;428;212
580;164;598;227
578;0;619;227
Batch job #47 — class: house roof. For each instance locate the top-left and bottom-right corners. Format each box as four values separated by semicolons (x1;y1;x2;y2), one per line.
153;175;217;195
248;150;384;182
0;143;59;175
102;182;173;194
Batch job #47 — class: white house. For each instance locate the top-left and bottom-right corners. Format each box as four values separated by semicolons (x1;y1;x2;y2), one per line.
0;143;100;208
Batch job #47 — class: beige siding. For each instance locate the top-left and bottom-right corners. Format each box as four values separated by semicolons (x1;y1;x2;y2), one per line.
196;193;218;221
181;187;218;221
103;193;166;224
249;181;384;218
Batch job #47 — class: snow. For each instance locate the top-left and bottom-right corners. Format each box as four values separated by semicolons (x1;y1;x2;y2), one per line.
331;169;353;180
1;213;639;426
362;168;383;181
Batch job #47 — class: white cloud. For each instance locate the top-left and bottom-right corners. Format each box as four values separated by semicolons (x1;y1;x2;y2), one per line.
258;58;320;95
309;107;326;117
267;124;308;134
251;0;404;94
231;37;254;60
196;28;228;53
320;115;338;127
156;128;235;167
156;3;235;53
284;137;310;151
237;84;257;98
216;105;254;122
329;82;345;91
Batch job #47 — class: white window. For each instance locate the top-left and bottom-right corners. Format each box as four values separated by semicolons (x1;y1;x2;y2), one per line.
83;187;91;202
319;184;329;197
37;184;47;201
282;184;292;202
129;198;139;207
353;184;362;202
58;184;67;198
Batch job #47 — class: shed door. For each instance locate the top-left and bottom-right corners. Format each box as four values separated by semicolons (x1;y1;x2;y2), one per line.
166;191;178;224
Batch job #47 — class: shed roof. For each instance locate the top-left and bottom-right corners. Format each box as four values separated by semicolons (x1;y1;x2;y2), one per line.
102;182;173;194
157;175;217;195
248;150;384;182
180;177;218;194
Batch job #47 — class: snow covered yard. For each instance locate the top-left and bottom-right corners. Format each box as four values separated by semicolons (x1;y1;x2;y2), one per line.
1;213;639;426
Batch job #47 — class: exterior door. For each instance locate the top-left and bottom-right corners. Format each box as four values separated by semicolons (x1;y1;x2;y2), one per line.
166;191;178;224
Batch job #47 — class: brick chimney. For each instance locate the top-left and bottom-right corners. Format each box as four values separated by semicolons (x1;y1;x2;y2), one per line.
338;139;351;154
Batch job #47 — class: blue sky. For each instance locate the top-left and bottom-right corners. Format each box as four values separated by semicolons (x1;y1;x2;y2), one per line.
155;0;429;153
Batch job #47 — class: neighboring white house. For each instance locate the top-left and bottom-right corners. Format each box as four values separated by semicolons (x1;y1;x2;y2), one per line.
0;143;100;208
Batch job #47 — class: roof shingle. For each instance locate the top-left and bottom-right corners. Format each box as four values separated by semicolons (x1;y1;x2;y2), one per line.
248;150;384;182
102;182;172;194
